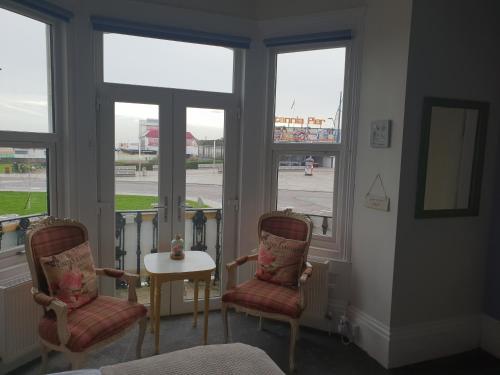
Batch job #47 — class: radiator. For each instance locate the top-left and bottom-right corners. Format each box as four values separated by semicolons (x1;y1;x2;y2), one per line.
248;257;330;330
0;266;41;365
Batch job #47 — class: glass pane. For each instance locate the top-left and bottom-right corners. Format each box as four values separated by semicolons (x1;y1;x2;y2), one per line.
276;154;335;237
184;107;225;300
274;47;346;144
0;148;49;253
114;103;159;304
0;8;52;133
104;33;234;93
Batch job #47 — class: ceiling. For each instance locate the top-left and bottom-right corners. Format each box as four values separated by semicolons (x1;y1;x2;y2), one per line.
131;0;366;20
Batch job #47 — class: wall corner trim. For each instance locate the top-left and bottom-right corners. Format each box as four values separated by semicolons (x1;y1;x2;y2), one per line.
389;314;481;368
347;307;483;369
348;305;391;368
481;314;500;358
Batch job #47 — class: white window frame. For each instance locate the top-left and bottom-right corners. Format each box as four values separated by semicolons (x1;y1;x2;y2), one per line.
0;2;67;262
265;39;357;261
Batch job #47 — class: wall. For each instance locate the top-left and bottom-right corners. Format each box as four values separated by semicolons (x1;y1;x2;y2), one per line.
348;0;412;367
390;0;500;367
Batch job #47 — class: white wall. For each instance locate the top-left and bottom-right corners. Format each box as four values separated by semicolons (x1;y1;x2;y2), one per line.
348;0;412;367
390;0;500;367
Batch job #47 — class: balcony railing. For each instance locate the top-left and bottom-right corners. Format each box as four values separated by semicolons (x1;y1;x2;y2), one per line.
0;211;334;276
113;208;223;288
0;213;48;251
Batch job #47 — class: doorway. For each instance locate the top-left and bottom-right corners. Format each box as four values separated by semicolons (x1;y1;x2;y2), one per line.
97;85;239;315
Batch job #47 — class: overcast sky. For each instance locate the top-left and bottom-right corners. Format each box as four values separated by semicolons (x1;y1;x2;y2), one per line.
0;7;346;143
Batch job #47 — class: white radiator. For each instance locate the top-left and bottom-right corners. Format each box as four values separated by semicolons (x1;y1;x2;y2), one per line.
248;257;330;330
0;265;41;366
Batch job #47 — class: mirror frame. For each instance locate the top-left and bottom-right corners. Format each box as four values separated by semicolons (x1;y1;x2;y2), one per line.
415;97;489;219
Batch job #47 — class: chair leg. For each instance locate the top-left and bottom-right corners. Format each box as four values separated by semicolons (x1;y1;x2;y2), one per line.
39;342;49;374
258;316;263;331
137;316;147;358
222;303;229;343
289;320;299;372
68;352;86;370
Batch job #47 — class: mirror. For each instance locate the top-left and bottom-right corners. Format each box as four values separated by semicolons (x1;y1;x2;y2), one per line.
415;97;489;218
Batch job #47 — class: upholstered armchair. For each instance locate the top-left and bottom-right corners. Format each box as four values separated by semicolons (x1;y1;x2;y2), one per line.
25;217;147;373
221;210;313;372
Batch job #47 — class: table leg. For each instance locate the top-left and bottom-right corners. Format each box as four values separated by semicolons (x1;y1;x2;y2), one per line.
193;279;199;328
203;276;210;345
154;279;161;354
149;276;155;333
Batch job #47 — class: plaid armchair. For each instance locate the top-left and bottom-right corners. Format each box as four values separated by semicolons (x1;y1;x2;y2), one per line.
221;210;313;372
25;217;147;373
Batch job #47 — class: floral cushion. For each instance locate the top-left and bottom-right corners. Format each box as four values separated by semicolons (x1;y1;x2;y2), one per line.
255;230;307;287
40;241;97;310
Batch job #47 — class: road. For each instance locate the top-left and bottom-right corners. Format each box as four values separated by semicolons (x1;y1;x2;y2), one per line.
0;168;334;216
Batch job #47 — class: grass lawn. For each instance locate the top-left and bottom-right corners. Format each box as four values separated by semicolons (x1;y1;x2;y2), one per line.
0;191;209;216
0;191;48;216
116;195;209;210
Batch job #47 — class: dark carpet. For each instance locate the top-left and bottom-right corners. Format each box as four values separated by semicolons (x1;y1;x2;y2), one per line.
9;311;500;375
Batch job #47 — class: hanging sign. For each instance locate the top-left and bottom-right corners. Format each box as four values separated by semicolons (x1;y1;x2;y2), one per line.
364;174;390;211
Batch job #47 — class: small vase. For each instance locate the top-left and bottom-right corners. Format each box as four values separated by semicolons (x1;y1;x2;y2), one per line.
170;234;185;260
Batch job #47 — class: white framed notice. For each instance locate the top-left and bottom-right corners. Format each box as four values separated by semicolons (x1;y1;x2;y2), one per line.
370;120;392;148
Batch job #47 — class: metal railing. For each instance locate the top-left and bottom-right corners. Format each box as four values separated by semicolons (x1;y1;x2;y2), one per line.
113;208;223;288
0;210;333;279
0;213;48;251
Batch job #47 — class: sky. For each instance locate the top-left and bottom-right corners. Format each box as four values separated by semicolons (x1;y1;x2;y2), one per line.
0;6;346;143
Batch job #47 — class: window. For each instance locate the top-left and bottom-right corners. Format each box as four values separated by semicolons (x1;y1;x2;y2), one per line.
269;44;352;258
0;7;52;133
103;33;234;93
0;6;60;257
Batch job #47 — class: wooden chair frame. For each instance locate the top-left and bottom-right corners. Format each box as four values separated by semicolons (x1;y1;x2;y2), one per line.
25;217;147;373
221;210;313;372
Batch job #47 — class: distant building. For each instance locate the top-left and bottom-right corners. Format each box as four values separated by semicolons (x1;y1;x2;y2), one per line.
133;119;198;157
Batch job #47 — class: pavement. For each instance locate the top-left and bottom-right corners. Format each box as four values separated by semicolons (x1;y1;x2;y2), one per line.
0;167;334;216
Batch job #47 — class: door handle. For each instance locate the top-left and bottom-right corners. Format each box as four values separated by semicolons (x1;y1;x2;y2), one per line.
152;196;168;222
177;196;185;221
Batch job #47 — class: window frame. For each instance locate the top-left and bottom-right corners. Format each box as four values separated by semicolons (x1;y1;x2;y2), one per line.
265;39;357;261
0;2;66;262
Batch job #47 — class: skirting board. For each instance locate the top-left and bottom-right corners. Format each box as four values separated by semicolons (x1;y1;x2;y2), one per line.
481;314;500;358
0;347;40;375
347;305;482;369
347;305;391;367
388;314;481;368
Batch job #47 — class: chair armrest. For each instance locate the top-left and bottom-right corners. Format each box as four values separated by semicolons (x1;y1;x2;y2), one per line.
298;262;313;309
31;288;70;345
225;252;258;290
95;268;139;303
299;262;313;285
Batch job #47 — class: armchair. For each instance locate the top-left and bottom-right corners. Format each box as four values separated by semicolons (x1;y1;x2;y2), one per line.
222;210;313;372
25;217;147;373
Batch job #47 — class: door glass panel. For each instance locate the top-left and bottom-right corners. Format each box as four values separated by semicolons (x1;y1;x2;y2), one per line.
276;154;336;237
0;7;52;133
114;102;159;304
0;147;48;252
273;47;346;144
104;33;234;93
184;107;225;300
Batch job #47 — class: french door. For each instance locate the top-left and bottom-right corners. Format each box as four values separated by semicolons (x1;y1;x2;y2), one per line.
97;84;239;315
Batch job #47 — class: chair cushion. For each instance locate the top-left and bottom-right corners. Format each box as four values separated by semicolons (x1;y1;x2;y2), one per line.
222;279;302;318
39;295;147;352
40;241;98;310
255;231;307;287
